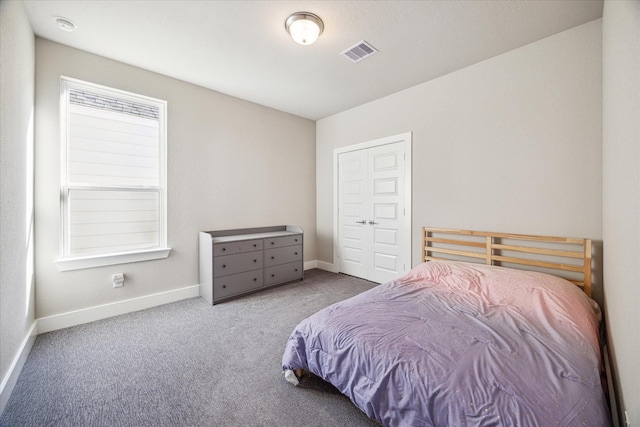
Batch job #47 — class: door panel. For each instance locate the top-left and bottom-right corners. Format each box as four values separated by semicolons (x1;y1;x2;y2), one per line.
373;203;398;220
342;202;362;217
373;252;398;272
373;228;397;246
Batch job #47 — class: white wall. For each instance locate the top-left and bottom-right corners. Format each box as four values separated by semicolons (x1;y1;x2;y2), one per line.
0;0;36;413
34;39;316;320
602;1;640;424
317;20;603;299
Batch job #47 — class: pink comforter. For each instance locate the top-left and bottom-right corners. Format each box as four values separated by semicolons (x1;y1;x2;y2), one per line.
282;261;611;426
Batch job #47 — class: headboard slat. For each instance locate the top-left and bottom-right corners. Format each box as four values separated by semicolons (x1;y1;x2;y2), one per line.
424;236;486;248
424;246;487;260
490;255;585;273
491;243;584;259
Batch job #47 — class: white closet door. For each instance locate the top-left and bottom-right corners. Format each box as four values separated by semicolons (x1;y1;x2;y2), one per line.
338;141;406;283
337;149;369;279
368;142;405;283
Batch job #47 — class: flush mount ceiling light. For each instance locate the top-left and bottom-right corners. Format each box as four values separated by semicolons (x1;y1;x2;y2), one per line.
55;17;76;32
285;12;323;45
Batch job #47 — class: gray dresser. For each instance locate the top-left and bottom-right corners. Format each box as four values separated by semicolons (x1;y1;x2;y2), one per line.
199;225;303;304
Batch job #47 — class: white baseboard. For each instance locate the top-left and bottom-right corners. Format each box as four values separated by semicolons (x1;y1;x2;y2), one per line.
0;321;38;415
37;284;200;334
603;344;620;427
304;260;337;273
315;261;338;273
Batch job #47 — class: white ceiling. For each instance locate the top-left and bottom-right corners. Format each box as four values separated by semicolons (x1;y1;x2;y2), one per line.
23;0;603;121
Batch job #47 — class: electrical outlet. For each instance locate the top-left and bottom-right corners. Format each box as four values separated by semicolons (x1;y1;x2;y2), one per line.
112;273;124;288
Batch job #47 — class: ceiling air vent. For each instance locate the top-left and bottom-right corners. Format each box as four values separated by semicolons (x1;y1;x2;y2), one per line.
340;40;378;63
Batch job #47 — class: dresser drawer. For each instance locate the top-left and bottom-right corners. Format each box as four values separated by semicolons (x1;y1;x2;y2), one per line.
214;251;263;278
213;239;263;256
265;261;303;286
214;270;264;299
265;245;302;267
264;234;302;249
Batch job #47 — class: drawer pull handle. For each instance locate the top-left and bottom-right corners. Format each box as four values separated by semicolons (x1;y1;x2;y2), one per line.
271;256;275;259
294;252;298;255
271;242;275;245
222;264;226;268
222;248;226;251
295;269;299;272
253;259;257;262
222;285;226;289
294;239;298;242
271;274;275;277
253;278;257;281
253;244;257;247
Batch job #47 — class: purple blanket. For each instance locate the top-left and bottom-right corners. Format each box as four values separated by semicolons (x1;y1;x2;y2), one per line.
282;261;610;426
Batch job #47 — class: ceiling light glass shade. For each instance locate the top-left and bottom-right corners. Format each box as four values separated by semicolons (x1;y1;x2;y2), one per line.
285;12;324;45
55;17;76;32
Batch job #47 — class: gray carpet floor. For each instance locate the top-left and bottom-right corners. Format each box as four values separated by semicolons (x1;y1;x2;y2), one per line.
0;269;381;426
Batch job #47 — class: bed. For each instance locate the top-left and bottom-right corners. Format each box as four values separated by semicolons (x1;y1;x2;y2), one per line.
282;228;611;426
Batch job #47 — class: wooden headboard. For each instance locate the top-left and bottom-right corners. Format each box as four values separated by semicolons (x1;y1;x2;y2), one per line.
422;227;593;297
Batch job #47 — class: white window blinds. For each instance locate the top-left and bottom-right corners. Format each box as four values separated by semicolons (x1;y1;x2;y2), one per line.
59;78;169;269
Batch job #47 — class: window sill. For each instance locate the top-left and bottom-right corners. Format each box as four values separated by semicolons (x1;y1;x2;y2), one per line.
55;248;172;271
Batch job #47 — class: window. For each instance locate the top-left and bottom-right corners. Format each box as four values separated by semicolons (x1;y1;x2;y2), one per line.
56;77;170;271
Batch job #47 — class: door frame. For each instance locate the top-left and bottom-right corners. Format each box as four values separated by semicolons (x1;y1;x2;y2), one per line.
333;132;412;277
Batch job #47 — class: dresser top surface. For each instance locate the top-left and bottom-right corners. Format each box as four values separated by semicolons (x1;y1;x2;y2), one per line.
210;230;301;244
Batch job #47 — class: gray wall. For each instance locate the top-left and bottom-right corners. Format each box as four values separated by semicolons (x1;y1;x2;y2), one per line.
0;0;36;412
602;1;640;424
317;20;603;297
34;39;316;319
